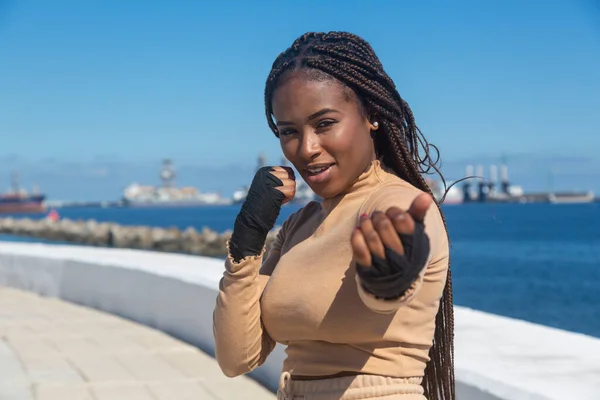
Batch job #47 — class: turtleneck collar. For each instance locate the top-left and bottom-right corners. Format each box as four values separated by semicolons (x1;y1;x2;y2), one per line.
320;159;387;214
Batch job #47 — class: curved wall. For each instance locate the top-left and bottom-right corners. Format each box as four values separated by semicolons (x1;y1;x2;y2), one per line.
1;242;598;400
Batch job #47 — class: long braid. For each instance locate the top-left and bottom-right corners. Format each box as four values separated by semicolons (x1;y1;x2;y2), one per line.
264;32;455;400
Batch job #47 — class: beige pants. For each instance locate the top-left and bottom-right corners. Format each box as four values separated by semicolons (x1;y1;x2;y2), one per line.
277;371;426;400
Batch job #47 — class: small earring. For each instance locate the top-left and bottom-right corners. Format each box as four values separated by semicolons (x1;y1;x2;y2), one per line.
373;121;379;128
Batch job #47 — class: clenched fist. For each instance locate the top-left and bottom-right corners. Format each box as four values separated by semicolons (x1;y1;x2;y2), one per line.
351;193;433;299
269;166;296;205
229;165;296;261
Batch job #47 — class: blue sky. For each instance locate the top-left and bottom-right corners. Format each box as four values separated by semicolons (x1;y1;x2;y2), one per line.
1;0;599;200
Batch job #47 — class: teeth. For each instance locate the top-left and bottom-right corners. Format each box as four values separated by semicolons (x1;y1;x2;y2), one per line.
308;166;328;173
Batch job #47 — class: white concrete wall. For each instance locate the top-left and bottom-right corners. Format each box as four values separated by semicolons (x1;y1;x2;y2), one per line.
0;242;598;400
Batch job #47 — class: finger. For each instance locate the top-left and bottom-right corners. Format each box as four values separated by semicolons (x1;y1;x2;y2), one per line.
275;185;295;203
269;168;291;182
281;166;296;180
371;211;404;255
385;207;415;236
269;172;295;191
407;193;433;223
271;166;296;181
359;214;385;259
276;178;296;204
351;228;372;267
276;177;296;189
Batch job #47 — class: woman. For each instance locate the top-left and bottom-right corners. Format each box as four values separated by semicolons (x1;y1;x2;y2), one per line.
213;31;454;400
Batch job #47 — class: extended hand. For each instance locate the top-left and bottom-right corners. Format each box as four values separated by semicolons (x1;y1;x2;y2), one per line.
351;193;433;298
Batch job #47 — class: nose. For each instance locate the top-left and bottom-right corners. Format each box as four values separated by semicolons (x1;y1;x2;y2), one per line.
299;130;321;161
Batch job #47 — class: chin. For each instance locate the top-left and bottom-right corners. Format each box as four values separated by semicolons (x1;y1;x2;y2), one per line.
309;184;343;200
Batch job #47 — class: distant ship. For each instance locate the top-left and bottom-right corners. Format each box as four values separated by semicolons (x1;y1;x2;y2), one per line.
0;172;46;214
548;191;595;204
122;159;230;207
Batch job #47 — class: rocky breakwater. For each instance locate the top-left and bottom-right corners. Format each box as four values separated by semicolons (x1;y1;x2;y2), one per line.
0;217;280;257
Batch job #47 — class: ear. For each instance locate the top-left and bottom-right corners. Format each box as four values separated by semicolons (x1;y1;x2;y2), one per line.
368;115;379;131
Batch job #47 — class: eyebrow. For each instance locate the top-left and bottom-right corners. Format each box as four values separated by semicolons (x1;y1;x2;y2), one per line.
276;108;341;126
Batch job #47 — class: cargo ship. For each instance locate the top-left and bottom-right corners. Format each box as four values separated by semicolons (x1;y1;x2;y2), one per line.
122;159;230;207
548;191;595;204
0;172;46;214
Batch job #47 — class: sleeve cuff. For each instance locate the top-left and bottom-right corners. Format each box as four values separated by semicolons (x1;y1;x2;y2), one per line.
224;240;266;275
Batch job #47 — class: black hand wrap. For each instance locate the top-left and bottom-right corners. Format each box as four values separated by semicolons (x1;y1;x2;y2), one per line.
356;221;431;300
229;167;288;262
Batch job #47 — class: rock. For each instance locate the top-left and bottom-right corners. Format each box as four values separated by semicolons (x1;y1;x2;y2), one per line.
0;216;282;258
181;227;203;254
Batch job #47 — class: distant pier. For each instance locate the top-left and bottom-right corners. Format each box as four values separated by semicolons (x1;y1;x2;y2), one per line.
459;162;594;204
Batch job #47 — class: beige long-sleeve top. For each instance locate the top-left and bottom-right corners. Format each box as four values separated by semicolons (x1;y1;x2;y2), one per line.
213;159;449;379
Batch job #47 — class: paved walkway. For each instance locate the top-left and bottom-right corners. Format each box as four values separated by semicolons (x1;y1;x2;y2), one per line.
0;288;275;400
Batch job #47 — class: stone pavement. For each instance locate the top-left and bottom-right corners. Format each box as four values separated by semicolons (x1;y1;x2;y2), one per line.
0;287;275;400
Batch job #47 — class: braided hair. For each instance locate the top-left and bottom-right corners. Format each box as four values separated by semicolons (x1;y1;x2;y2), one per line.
264;32;455;400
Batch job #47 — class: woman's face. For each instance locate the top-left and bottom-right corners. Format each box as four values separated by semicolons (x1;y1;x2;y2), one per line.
271;73;377;199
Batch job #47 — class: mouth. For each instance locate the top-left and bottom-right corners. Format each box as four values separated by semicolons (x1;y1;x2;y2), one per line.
303;163;335;184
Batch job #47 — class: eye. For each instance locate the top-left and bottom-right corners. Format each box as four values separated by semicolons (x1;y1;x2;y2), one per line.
316;119;337;130
279;128;296;136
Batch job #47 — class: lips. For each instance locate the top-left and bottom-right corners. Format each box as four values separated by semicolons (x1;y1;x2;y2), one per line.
304;163;335;176
303;163;335;184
